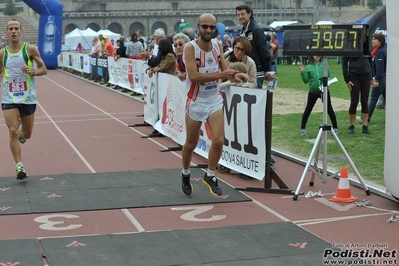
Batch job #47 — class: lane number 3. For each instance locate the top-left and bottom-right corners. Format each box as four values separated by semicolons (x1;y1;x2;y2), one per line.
34;214;82;231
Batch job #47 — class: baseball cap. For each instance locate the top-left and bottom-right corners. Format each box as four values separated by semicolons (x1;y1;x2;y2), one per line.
153;28;165;37
103;35;108;39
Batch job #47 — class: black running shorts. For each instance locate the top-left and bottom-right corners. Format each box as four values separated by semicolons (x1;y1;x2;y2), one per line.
2;104;36;117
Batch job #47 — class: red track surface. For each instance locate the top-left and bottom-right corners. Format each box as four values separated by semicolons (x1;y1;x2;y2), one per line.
0;70;398;265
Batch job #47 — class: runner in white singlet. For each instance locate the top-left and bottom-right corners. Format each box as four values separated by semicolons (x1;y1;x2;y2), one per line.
180;13;249;197
0;19;47;180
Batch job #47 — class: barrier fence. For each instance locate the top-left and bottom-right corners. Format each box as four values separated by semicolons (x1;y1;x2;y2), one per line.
58;53;268;180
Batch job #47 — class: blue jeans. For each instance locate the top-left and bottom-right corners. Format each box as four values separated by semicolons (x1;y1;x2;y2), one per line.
257;77;263;89
368;76;386;123
270;58;277;72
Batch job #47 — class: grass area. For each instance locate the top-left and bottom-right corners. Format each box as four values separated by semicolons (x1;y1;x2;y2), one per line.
273;59;385;186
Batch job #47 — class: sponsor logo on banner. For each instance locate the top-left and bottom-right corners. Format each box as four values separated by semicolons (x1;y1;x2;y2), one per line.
149;81;155;104
160;79;184;139
140;61;147;90
134;61;139;89
219;90;264;177
128;60;134;89
97;58;107;67
90;57;97;66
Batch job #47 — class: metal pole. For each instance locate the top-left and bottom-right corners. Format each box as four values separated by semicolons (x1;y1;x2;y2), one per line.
322;57;328;181
261;0;263;24
272;0;274;21
326;0;329;20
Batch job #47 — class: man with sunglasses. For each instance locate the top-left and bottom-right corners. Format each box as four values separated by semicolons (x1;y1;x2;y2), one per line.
181;13;249;196
236;4;272;88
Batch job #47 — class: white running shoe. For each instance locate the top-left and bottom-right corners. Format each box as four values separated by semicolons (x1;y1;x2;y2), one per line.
16;162;28;180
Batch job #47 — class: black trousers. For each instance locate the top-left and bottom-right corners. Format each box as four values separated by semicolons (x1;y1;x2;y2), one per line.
301;90;338;129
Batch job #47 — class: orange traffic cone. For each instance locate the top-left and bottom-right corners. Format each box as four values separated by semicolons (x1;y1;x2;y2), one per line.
329;167;359;203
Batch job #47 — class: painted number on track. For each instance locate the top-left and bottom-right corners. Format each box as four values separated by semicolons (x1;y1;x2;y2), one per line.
34;214;83;231
170;206;226;222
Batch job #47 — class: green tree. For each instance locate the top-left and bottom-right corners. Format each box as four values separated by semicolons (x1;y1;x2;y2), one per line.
328;0;357;10
3;0;18;16
367;0;383;10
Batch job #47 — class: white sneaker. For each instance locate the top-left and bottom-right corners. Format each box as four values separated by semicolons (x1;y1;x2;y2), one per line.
16;162;28;180
300;129;307;136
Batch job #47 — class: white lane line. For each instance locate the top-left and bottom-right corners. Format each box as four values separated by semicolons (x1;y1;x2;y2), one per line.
281;192;336;199
121;209;146;232
251;198;290;222
294;212;391;226
37;102;96;174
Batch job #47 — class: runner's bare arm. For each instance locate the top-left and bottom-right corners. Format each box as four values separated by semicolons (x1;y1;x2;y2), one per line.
27;44;47;76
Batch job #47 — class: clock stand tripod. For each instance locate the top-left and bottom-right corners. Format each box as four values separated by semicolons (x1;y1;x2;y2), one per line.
292;57;371;200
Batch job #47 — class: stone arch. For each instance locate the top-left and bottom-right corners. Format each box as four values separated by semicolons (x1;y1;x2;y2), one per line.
151;21;168;36
87;23;100;32
108;22;123;34
64;23;78;35
128;22;145;37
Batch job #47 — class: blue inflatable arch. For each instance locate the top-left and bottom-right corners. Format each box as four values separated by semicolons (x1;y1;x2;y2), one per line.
23;0;63;69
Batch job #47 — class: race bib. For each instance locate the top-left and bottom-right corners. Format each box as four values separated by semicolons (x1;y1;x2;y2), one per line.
9;81;27;93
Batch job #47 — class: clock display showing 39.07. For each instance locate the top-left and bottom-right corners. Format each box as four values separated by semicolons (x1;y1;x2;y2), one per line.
282;24;369;57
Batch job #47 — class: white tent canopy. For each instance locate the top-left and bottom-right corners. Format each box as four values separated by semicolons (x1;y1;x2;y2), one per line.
64;27;97;46
64;28;121;46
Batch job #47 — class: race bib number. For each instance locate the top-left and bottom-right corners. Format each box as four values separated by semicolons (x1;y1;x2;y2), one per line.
9;81;27;93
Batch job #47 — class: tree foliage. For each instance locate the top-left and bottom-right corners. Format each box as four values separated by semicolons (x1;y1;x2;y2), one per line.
3;0;18;16
367;0;383;10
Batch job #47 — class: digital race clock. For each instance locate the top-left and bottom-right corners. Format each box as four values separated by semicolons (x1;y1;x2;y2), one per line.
282;24;369;57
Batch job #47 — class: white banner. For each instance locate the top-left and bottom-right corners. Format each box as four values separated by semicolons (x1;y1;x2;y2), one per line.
60;52;90;74
107;58;148;94
142;68;158;126
153;73;186;144
194;87;267;180
107;57;122;85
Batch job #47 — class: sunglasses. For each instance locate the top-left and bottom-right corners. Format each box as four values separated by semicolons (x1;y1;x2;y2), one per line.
174;42;184;48
234;46;244;52
198;24;216;30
